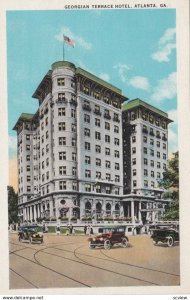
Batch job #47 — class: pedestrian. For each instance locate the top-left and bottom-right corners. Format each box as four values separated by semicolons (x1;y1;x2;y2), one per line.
87;225;90;235
56;224;60;235
69;224;73;235
90;225;93;235
84;224;87;235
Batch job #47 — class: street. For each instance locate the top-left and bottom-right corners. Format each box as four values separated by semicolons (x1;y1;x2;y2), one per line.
9;232;180;289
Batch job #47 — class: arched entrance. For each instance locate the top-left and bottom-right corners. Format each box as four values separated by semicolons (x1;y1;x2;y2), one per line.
85;201;92;216
106;203;111;216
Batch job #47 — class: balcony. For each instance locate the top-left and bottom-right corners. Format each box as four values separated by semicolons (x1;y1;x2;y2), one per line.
94;110;102;116
162;136;167;141
113;117;120;123
82;105;91;112
104;114;111;120
70;100;77;106
56;99;68;104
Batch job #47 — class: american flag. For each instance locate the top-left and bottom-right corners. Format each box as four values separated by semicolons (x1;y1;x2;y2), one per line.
64;35;75;48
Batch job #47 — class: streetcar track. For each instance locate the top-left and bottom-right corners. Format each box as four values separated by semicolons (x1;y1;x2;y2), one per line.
11;250;91;288
10;268;39;288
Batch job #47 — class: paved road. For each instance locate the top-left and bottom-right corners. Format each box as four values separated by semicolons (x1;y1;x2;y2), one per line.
9;233;180;289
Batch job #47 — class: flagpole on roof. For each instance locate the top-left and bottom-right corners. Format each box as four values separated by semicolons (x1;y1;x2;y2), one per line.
63;34;65;61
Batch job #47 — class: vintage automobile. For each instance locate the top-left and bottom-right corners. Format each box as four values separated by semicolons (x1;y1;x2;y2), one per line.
88;226;129;250
18;225;44;244
151;226;179;247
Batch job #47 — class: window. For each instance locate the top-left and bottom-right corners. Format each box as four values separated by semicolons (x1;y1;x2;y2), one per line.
150;128;154;136
71;109;76;118
96;171;101;179
27;176;31;182
59;166;66;175
59;151;66;160
105;160;111;168
94;104;101;114
106;173;111;181
151;171;154;177
45;117;48;126
132;158;136;165
163;153;166;160
26;155;30;161
58;107;66;116
150;149;154;156
133;180;137;187
85;184;91;192
46;171;49;180
41;122;44;130
85;170;91;178
84;114;90;123
95;145;101;153
85;142;91;150
155;119;160;126
105;148;110;155
133;169;137;176
42;161;44;169
132;136;136;143
58;122;66;131
144;147;147;154
72;167;77;176
105;135;110;143
163;143;166;150
114;150;120;158
26;135;30;141
157;162;161;168
58;93;65;101
114;138;119;146
142;125;148;133
26;145;30;151
151;181;155;188
72;153;77;161
143;136;147;143
114;125;119;133
113;113;119;122
115;163;120;170
157;141;160;147
157;151;160;158
106;186;111;194
163;163;166;170
95;131;101;140
27;186;31;192
132;147;136;154
59;181;66;190
59;137;66;145
157;172;161;179
83;86;90;95
96;158;101;166
144;180;148;188
96;185;101;193
144;169;148;176
57;78;65;86
105;122;110;130
46;131;49;139
150;160;154;167
85;156;91;164
72;138;76;147
26;165;30;172
84;128;90;137
115;175;120;182
144;158;148;165
46;144;49;153
46;158;49;167
150;139;154;146
95;118;100;127
71;124;76;132
42;174;45;182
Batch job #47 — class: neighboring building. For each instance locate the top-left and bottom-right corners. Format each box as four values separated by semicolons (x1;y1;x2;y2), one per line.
13;61;128;223
121;99;173;223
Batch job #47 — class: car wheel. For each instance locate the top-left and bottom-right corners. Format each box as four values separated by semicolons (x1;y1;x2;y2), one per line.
122;238;128;248
104;239;111;250
167;236;174;247
89;242;95;249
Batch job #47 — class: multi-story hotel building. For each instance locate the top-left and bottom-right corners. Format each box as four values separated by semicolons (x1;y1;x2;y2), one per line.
13;61;128;223
121;99;172;223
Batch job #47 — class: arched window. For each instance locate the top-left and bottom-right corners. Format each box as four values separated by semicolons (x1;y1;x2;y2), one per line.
96;202;102;217
85;201;91;215
115;203;120;216
106;203;111;215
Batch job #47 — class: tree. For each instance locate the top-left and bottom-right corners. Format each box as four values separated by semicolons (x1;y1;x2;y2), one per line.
159;151;179;220
8;185;18;225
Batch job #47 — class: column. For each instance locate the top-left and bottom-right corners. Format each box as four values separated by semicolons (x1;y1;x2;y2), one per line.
138;201;142;222
131;200;135;223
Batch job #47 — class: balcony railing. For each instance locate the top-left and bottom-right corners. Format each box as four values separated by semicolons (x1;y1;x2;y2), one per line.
70;100;77;106
83;105;91;112
94;110;102;116
104;114;111;120
113;117;120;123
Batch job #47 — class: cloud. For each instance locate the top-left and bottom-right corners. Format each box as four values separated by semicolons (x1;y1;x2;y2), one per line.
55;26;92;50
128;76;150;91
151;27;176;62
99;73;110;82
150;72;177;102
113;63;131;83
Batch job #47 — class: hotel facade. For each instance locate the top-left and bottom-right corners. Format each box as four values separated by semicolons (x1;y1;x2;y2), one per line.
13;61;172;224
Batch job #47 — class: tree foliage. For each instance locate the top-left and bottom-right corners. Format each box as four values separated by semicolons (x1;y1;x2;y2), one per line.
159;151;179;220
8;185;18;224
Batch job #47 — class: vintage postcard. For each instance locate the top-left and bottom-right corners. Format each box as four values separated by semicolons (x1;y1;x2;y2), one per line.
0;0;189;298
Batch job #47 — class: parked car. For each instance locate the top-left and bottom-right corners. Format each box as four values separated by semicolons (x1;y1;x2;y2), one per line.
18;225;44;244
88;226;129;250
151;226;179;247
